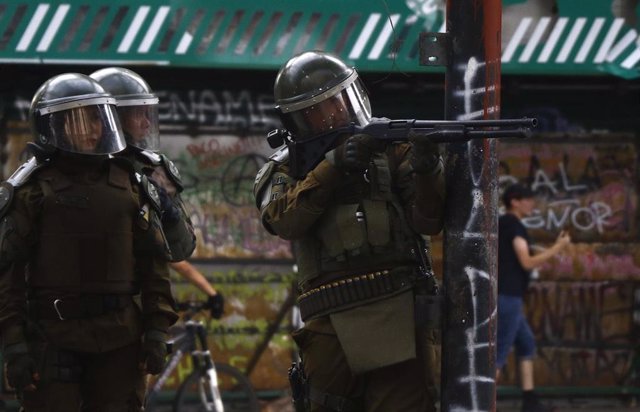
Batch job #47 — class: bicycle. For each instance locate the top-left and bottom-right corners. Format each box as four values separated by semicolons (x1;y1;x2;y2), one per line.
145;301;260;412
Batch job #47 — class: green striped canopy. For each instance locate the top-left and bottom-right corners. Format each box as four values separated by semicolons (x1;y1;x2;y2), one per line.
1;0;639;78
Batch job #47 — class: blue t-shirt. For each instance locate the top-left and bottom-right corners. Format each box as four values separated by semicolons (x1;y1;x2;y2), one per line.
498;213;532;297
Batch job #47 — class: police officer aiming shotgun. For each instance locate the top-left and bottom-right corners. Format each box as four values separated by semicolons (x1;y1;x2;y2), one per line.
254;50;536;412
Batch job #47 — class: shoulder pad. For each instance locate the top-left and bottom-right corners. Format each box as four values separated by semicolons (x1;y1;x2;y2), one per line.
6;157;48;188
0;182;14;219
269;146;289;164
134;172;162;212
253;161;275;209
159;154;183;191
139;150;163;166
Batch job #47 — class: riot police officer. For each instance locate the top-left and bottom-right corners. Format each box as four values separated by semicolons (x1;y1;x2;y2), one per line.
254;51;445;411
0;73;177;411
89;67;195;262
89;67;224;317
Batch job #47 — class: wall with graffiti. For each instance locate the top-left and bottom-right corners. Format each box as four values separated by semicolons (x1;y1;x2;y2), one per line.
1;66;639;396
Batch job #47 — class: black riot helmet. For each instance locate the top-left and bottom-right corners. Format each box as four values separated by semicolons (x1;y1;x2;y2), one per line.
29;73;126;156
90;67;160;151
274;50;372;141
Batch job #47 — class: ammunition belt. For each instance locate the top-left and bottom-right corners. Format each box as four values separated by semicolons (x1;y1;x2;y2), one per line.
297;268;414;321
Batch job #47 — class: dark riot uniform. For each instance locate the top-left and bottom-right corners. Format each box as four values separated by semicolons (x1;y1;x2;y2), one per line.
0;73;177;412
255;50;446;412
0;155;177;411
118;147;196;262
256;144;445;411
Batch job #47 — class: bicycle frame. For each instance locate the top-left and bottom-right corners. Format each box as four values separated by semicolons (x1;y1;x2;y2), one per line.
147;319;225;412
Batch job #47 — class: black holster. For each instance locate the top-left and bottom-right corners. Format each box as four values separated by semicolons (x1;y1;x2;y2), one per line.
414;293;442;330
288;361;309;412
414;276;442;330
414;283;443;403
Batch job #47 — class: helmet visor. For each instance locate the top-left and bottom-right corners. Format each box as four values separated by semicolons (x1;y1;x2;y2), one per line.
279;79;371;140
118;104;160;151
44;104;126;155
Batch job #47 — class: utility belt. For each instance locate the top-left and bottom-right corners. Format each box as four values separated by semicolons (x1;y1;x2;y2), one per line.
297;267;415;322
28;294;134;321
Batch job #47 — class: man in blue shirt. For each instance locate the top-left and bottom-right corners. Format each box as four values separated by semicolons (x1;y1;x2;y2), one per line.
497;184;571;412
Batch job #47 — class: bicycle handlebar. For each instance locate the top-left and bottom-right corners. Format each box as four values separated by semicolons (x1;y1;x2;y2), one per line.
175;300;211;322
176;300;208;312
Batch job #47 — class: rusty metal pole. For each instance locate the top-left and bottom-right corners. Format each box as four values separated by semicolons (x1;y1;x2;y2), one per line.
440;0;502;411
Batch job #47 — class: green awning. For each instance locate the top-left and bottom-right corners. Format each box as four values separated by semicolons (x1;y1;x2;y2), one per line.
1;0;639;78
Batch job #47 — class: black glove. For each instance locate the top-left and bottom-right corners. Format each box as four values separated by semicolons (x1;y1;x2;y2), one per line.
326;134;386;173
5;348;39;393
206;293;225;319
140;333;168;375
409;137;441;174
149;177;181;223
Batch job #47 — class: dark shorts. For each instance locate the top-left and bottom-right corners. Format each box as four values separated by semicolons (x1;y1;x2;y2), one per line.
496;294;536;369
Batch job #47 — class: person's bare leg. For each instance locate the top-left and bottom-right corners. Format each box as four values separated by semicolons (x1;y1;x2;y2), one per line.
520;359;534;391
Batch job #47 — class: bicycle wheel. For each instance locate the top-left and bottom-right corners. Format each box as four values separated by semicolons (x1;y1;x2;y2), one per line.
174;363;259;412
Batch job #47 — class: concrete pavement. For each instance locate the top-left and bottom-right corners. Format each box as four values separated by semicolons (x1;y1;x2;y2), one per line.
497;397;639;412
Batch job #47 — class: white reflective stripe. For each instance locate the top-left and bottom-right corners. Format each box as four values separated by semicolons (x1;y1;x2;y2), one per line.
368;14;400;60
537;17;568;63
37;97;117;114
36;4;70;52
118;6;151;53
519;17;551;63
117;97;160;106
277;70;359;113
348;13;381;60
16;4;50;52
594;18;625;63
555;17;586;63
606;28;637;62
575;18;604;63
621;47;640;69
138;6;170;53
502;17;531;63
175;32;193;54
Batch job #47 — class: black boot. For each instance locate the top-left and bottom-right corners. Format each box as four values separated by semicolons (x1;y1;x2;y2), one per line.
521;390;554;412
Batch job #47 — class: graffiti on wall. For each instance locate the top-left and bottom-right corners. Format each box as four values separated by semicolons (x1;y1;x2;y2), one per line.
160;133;290;259
506;281;638;387
154;88;290;260
499;138;638;242
156;89;280;132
